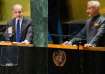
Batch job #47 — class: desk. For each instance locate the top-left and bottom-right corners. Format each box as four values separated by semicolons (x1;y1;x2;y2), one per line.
0;41;33;47
48;44;105;51
0;42;47;74
48;44;105;74
48;44;83;49
0;41;33;74
0;41;33;65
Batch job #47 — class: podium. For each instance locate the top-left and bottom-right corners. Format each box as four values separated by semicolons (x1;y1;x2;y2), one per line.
0;41;34;74
0;41;48;74
48;44;105;74
0;41;33;65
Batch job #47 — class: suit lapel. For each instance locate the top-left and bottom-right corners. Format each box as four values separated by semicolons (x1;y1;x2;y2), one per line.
21;17;27;33
21;18;24;33
12;18;16;33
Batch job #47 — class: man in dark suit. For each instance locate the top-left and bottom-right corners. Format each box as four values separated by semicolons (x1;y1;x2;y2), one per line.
0;4;32;66
64;0;105;47
63;1;105;74
4;4;32;43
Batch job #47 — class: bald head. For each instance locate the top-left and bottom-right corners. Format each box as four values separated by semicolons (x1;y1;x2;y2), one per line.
86;1;100;17
12;4;23;18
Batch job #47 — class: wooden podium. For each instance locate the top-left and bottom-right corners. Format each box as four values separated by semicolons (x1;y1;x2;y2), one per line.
0;41;34;74
48;44;105;51
48;44;105;74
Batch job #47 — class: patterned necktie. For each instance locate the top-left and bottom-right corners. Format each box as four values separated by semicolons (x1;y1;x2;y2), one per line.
16;19;21;42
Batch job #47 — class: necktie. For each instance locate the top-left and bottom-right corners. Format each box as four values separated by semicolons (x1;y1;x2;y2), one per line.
16;19;21;42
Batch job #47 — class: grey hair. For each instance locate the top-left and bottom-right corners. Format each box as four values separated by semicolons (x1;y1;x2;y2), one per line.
88;1;100;8
12;4;23;11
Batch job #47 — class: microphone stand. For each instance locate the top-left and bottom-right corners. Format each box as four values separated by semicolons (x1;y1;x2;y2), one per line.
74;40;85;74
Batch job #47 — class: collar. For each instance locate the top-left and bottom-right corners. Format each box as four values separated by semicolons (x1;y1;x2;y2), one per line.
91;14;100;21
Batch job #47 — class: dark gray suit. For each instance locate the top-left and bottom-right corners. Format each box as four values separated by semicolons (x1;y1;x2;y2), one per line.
0;17;32;66
72;14;105;46
4;17;32;42
75;15;105;74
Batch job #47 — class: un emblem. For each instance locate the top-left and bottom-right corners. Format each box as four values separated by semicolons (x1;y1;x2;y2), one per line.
52;50;66;67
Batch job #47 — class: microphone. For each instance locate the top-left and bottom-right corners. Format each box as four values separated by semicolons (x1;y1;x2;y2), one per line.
72;39;87;45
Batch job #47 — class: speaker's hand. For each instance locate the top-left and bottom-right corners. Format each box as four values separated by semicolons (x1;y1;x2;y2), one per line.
84;44;95;47
62;41;72;45
21;40;30;44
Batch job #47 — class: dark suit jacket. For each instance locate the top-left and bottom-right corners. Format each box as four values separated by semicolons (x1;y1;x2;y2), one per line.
4;17;32;42
72;15;105;46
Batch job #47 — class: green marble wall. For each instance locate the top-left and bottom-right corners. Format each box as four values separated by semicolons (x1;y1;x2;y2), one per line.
31;0;48;47
31;0;48;74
